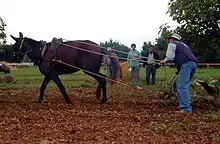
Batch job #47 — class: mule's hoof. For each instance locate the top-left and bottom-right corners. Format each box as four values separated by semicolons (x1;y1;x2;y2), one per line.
96;95;101;100
65;99;72;104
37;100;43;103
95;92;101;100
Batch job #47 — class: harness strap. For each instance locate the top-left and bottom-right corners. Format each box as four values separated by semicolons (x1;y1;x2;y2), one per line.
32;42;48;66
40;44;47;57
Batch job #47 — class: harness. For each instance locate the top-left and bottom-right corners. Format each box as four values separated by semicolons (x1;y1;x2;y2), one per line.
33;41;48;65
39;41;47;57
51;38;63;59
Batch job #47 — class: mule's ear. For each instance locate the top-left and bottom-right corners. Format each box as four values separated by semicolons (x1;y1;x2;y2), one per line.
19;32;23;38
10;35;19;41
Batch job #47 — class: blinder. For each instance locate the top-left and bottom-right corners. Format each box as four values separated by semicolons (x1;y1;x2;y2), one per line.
13;38;26;62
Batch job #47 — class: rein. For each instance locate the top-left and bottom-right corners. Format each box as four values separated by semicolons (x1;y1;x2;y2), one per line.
43;58;144;91
16;39;161;91
19;39;25;50
63;39;161;63
55;41;161;65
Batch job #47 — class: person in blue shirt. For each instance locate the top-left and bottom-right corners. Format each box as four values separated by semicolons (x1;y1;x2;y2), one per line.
160;33;197;113
127;44;141;85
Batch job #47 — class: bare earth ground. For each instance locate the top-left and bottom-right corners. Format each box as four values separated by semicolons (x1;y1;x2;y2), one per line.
0;86;220;144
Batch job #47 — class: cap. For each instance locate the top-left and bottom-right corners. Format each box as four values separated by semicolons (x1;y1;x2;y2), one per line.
170;33;181;40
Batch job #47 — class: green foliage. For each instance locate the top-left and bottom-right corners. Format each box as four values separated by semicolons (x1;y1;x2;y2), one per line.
1;66;220;91
100;39;130;61
0;44;13;61
154;23;174;59
0;17;7;45
141;41;152;56
167;0;220;61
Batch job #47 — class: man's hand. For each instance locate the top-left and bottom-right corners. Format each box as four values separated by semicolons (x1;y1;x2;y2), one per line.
160;60;166;64
175;71;179;75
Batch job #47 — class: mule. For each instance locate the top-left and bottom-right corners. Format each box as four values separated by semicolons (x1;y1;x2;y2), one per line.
10;32;107;104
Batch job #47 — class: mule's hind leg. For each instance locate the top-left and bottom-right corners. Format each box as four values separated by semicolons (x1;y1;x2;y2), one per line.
50;73;72;104
84;72;107;104
38;75;50;103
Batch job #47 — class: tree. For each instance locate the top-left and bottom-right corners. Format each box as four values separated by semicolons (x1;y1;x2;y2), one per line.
100;39;131;61
167;0;220;62
154;23;174;59
0;17;7;45
0;44;13;62
0;17;14;62
141;41;152;56
155;23;173;51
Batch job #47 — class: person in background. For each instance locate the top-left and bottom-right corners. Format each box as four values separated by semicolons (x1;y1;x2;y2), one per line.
104;47;120;85
143;45;160;85
127;44;141;85
160;33;197;113
136;62;140;81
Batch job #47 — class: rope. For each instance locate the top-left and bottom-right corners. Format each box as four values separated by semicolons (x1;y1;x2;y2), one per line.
44;58;143;90
160;64;168;90
62;39;161;62
47;41;167;93
164;65;167;84
55;41;161;65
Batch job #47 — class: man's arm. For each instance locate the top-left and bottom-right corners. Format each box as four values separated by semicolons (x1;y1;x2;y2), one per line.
127;52;130;67
142;52;148;67
154;52;160;60
113;53;119;63
138;51;142;60
163;43;176;63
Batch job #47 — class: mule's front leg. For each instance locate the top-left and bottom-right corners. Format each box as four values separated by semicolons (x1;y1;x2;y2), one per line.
51;74;72;104
95;83;101;100
101;79;107;104
38;75;50;103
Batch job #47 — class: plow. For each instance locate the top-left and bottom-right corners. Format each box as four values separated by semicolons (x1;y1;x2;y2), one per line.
158;70;220;108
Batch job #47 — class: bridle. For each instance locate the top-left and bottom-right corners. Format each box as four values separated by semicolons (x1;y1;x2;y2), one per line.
14;38;32;59
14;38;48;65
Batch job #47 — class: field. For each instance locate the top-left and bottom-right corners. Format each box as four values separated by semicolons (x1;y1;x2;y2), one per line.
0;66;220;143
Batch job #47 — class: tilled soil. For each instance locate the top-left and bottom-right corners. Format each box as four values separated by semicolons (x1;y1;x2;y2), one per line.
0;87;220;144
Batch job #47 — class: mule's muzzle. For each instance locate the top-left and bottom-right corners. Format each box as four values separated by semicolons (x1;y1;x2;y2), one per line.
13;57;22;63
13;52;25;63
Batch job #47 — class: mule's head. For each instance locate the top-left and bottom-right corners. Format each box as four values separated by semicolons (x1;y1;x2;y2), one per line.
10;32;26;63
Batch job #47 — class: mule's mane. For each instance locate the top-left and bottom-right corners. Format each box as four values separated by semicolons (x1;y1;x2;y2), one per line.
81;40;98;45
24;37;42;47
25;37;40;43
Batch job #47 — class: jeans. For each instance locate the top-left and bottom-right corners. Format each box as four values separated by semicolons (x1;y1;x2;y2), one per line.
130;67;139;84
146;64;156;84
177;61;197;112
107;64;118;80
107;65;113;78
136;66;140;81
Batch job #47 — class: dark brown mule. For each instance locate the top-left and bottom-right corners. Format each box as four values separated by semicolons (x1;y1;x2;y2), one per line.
10;32;107;104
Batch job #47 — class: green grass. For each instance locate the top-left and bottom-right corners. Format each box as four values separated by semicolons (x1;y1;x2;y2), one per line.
0;66;220;90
